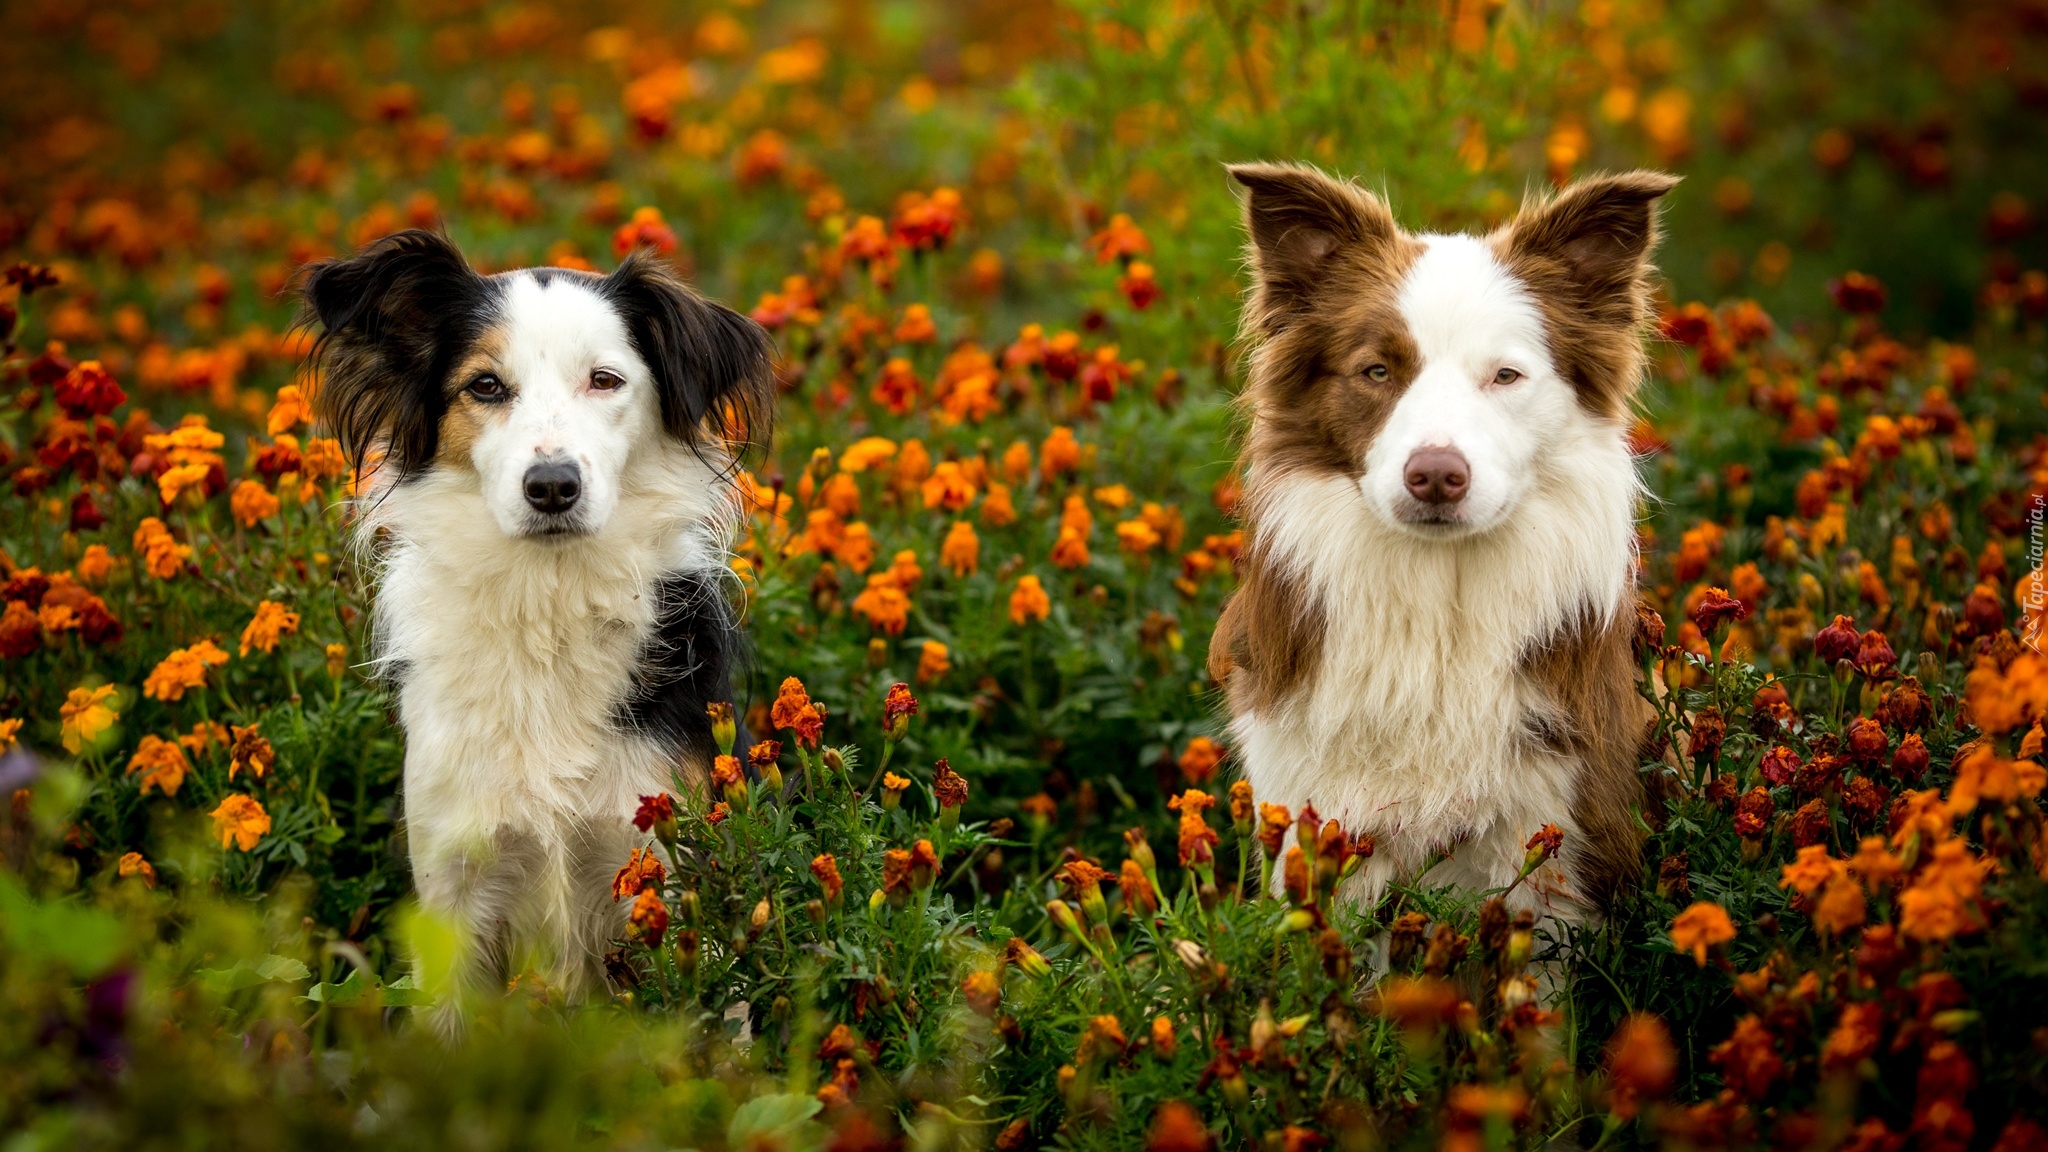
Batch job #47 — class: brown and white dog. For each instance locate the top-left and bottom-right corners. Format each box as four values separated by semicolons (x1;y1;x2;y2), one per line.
1210;164;1677;922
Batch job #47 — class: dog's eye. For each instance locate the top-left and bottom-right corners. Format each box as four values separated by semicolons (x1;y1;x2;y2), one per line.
590;369;624;392
1362;364;1390;383
467;374;506;401
1493;368;1523;386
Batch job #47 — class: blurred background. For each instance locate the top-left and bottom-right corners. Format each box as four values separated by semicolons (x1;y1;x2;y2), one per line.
3;0;2044;347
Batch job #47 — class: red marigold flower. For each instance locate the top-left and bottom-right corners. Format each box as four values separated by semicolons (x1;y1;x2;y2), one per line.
610;206;678;259
933;758;968;809
748;739;782;769
1257;802;1291;858
1815;614;1861;664
54;361;126;418
792;702;826;748
1760;746;1802;787
1828;270;1888;314
632;792;675;833
1893;733;1930;781
1119;261;1161;310
1660;301;1717;347
1853;630;1898;681
1523;823;1564;872
1169;789;1219;869
1690;586;1749;633
881;682;918;740
1846;716;1890;765
611;846;666;901
1120;858;1158;915
1792;797;1831;846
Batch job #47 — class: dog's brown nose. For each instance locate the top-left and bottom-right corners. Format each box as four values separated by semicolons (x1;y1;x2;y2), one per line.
1403;447;1470;505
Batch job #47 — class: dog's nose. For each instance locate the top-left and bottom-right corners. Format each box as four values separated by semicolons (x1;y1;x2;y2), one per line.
523;460;582;514
1403;447;1470;505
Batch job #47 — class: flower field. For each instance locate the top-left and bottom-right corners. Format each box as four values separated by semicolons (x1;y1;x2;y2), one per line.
4;1;2048;1148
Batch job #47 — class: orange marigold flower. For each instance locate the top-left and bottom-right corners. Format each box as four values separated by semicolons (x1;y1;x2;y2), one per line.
1009;574;1051;625
1709;1015;1783;1101
1059;492;1093;538
1899;839;1993;941
1605;1013;1677;1119
811;853;844;904
0;718;19;750
230;479;281;528
1669;901;1737;965
1121;857;1158;915
940;520;980;576
1779;844;1843;896
1178;737;1223;785
239;600;300;656
980;483;1017;527
612;846;666;901
852;573;912;635
1089;213;1151;265
837;437;898;473
266;383;312;436
117;851;157;888
1169;789;1219;869
627;886;670;941
711;753;746;795
1820;1001;1884;1072
300;438;348;481
1812;874;1866;935
209;793;271;851
962;969;1001;1017
1119;261;1161;309
1050;526;1091;569
916;640;951;684
1040;426;1081;479
127;734;190;797
895;303;938;344
871;356;922;415
76;544;114;584
156;463;212;506
771;677;812;730
1117;518;1161;555
132;517;191;580
143;639;230;702
1145;1101;1210;1152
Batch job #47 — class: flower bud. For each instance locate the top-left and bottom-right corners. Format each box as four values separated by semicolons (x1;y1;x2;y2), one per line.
881;682;919;742
759;758;784;799
1123;827;1156;873
1005;936;1053;979
805;898;826;924
822;746;846;774
706;701;737;756
868;888;886;916
749;898;771;938
1277;908;1316;935
1048;899;1087;943
866;636;889;668
673;928;699;974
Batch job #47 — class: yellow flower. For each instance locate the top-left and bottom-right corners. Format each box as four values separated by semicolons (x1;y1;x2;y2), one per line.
230;479;282;528
156;462;213;505
144;640;231;702
59;684;119;754
1116;518;1162;555
76;544;114;584
127;734;191;797
239;600;301;656
837;436;898;473
209;794;271;851
1092;484;1132;510
326;642;349;678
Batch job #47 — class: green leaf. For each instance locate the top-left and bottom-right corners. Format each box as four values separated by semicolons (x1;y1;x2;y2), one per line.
726;1093;825;1151
0;874;123;978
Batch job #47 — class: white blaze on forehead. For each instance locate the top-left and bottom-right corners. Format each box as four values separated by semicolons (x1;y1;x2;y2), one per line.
492;272;638;394
1394;233;1550;374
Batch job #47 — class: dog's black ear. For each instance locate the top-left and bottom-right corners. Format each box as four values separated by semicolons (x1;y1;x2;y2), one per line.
1228;162;1401;332
1499;171;1680;326
298;229;491;480
602;251;775;460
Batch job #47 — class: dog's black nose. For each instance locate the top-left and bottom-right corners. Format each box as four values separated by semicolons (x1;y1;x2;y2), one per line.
523;460;582;514
1403;447;1470;505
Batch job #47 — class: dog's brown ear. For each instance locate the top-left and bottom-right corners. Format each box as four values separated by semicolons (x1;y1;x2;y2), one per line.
1228;162;1399;333
1498;171;1680;326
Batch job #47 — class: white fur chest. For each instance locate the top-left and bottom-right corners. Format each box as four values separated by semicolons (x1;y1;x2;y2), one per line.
1230;437;1637;904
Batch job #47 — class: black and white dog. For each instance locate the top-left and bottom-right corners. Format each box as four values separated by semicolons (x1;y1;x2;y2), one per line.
301;230;772;1001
